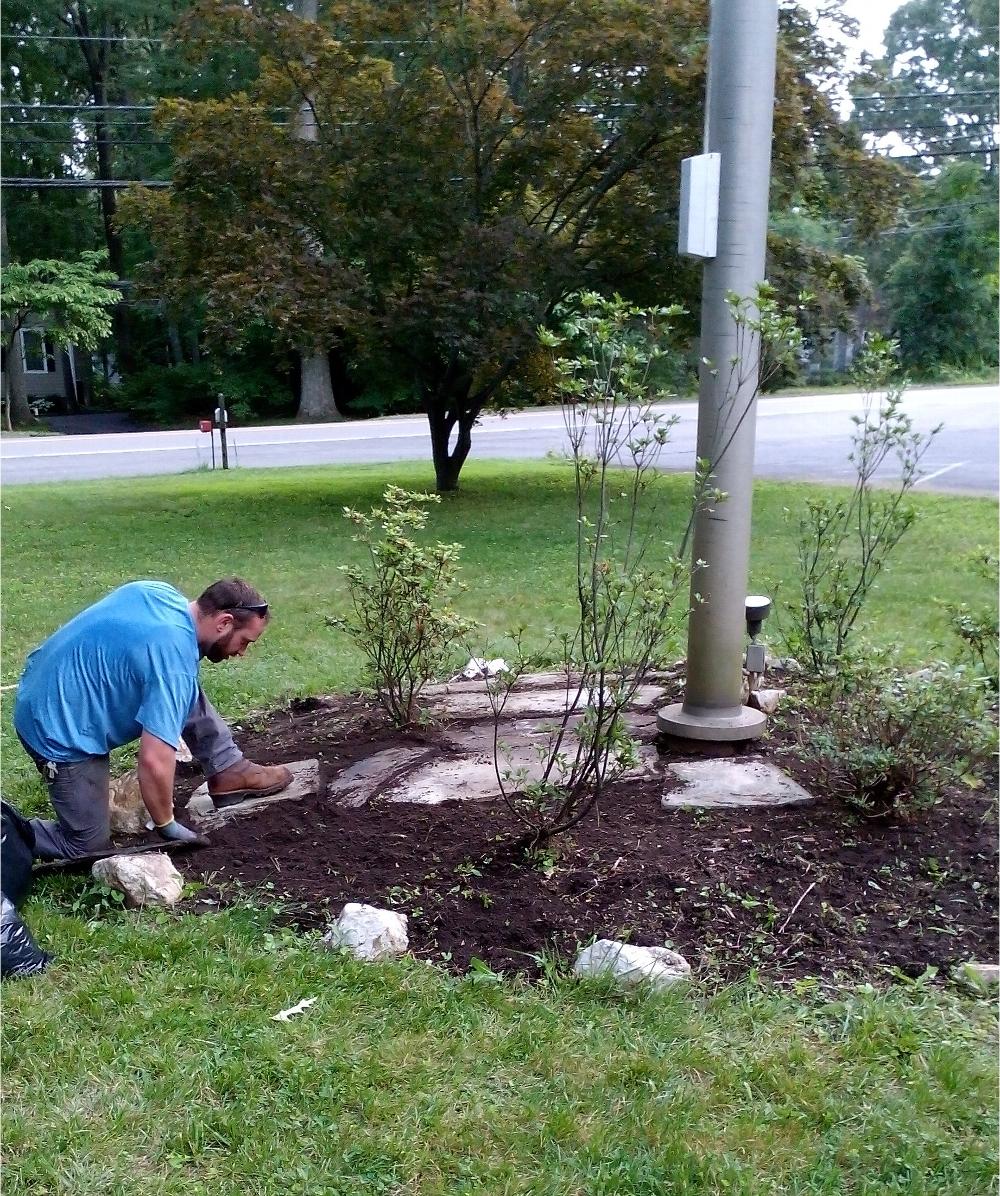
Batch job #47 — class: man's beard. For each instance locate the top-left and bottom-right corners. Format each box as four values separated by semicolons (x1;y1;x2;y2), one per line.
205;628;237;663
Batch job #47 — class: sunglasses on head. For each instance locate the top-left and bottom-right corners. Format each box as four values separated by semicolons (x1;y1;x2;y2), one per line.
221;602;269;618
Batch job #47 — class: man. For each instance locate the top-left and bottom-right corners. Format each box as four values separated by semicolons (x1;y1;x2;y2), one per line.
14;577;293;860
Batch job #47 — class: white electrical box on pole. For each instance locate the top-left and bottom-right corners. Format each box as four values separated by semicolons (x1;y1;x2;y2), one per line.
658;0;779;742
678;153;721;259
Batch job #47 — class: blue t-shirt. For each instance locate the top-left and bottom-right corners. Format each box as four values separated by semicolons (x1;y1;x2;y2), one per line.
14;581;200;762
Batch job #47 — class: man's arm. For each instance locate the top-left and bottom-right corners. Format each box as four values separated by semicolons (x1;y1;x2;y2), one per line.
137;730;179;827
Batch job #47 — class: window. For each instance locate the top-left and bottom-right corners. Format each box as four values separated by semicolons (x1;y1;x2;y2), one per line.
20;329;56;374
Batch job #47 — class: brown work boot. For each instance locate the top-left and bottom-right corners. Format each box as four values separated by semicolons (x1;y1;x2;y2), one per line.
207;760;293;803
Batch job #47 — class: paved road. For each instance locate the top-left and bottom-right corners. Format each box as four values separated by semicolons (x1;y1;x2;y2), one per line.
2;384;996;494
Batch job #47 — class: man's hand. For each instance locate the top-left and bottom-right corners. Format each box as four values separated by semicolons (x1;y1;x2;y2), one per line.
154;818;200;843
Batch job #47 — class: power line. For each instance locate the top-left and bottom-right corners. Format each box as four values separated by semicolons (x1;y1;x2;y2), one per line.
0;103;157;111
852;89;998;101
1;177;170;188
5;138;168;147
885;147;996;159
0;33;166;43
861;121;997;133
839;221;990;241
903;198;997;215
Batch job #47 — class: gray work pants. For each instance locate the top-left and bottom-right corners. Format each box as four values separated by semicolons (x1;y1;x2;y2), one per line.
20;688;243;861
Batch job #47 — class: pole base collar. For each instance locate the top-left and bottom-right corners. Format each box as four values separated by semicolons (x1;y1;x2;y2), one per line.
656;702;766;742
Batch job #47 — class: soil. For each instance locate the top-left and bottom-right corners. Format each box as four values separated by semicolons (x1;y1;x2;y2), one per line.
176;686;998;986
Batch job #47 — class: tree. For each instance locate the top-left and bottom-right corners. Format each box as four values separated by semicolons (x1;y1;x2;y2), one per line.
884;162;999;371
851;1;998;170
125;0;907;490
1;249;119;427
1;1;260;373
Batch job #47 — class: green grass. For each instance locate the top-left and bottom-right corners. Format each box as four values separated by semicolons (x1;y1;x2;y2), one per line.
2;460;995;810
3;461;997;1194
4;901;996;1196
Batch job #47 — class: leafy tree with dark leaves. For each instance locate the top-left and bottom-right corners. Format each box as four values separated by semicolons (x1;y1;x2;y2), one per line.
125;0;907;490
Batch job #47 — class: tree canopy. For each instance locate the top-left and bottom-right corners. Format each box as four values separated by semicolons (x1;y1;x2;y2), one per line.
124;0;904;488
1;250;119;425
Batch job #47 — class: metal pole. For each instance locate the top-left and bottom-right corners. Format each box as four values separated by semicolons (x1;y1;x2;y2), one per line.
217;392;230;470
659;0;779;742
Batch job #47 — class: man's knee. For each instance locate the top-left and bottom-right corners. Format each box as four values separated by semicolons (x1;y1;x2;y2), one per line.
61;824;112;858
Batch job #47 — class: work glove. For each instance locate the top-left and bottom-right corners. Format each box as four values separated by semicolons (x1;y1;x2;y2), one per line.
154;818;200;844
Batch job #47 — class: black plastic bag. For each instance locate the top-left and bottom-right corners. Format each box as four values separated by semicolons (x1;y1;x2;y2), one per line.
1;895;51;978
1;800;37;907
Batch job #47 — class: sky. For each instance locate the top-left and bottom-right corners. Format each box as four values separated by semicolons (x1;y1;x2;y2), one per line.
836;0;906;59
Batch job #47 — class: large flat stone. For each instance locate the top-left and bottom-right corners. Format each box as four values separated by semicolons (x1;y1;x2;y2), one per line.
662;759;816;809
385;742;662;805
188;758;319;826
427;682;667;722
328;747;431;807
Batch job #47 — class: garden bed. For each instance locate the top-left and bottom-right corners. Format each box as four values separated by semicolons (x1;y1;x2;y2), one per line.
178;687;997;986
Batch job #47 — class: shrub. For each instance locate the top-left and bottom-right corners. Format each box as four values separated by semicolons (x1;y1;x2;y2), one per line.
787;335;938;671
943;548;999;691
331;486;476;727
798;649;996;818
490;292;690;844
110;361;294;426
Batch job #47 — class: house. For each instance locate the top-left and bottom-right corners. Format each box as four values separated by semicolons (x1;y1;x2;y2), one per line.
2;320;83;411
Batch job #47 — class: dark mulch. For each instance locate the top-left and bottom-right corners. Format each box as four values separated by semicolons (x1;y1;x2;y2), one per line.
177;690;998;985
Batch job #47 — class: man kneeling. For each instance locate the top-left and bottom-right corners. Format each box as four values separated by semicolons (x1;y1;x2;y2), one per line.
14;577;292;860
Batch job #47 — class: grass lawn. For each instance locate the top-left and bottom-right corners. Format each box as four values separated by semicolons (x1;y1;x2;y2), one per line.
2;461;997;1194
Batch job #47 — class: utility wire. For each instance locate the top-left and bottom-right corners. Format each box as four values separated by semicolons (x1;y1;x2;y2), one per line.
1;177;171;187
852;89;998;100
1;33;167;43
886;147;995;159
0;103;158;111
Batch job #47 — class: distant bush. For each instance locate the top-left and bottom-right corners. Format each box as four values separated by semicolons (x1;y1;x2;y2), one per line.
110;362;295;426
943;547;999;691
798;649;997;818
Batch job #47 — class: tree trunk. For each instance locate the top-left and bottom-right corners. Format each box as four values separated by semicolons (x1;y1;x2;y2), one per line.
166;321;185;366
427;402;476;492
288;1;344;423
0;208;34;428
297;352;344;421
72;5;133;374
4;332;33;428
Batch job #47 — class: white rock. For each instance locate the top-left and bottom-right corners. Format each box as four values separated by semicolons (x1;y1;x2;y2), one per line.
573;939;691;991
92;854;184;907
766;656;802;675
959;961;1000;990
322;903;409;961
108;769;147;835
176;738;193;764
749;687;786;715
454;657;509;681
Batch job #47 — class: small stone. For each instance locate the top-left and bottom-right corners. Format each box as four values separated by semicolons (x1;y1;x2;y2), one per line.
322;903;409;961
186;791;217;820
108;769;147;835
749;688;786;714
766;656;802;675
573;940;691;991
176;738;193;764
959;961;1000;991
92;854;184;907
